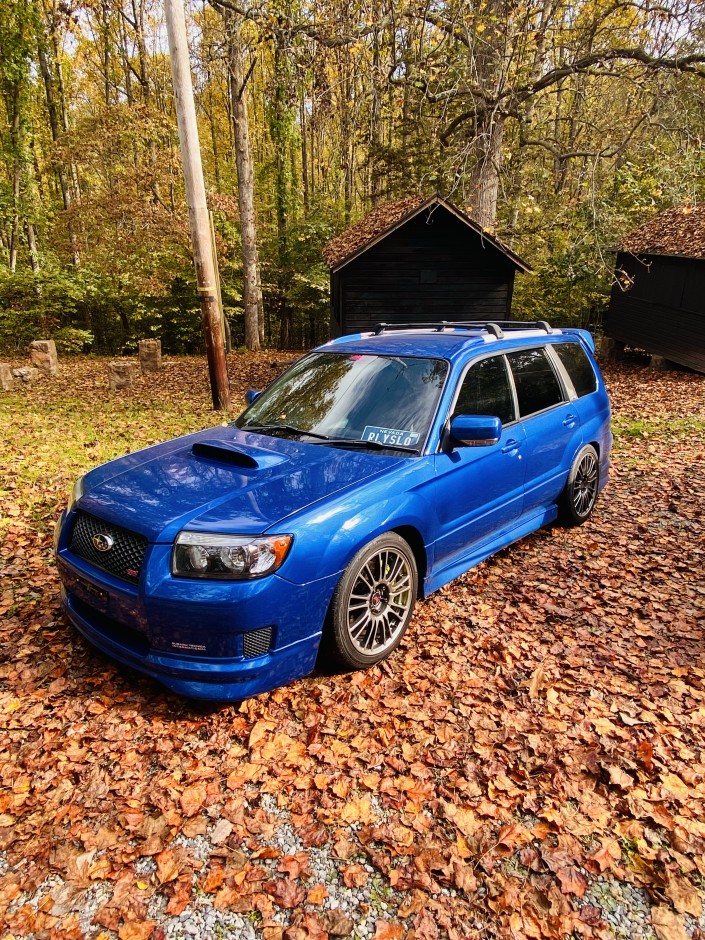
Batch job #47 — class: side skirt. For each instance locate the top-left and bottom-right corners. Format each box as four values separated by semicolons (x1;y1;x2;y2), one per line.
424;505;558;596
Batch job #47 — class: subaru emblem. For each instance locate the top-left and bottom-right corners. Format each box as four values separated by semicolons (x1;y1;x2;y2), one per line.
92;533;114;553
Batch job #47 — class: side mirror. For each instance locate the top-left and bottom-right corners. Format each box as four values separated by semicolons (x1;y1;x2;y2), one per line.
244;389;260;406
449;414;502;447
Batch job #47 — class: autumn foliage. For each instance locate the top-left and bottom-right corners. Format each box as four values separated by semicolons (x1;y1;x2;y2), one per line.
0;355;703;939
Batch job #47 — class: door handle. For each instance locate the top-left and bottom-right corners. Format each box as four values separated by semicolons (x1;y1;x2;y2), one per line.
501;439;522;454
563;414;578;427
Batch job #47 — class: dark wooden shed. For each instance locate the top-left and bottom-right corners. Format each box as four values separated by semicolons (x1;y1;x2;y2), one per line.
322;194;531;336
605;204;705;373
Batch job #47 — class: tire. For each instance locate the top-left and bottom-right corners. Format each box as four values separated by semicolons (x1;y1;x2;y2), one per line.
327;533;418;669
558;444;600;526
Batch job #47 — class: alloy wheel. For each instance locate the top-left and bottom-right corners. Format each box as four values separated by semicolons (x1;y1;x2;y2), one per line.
573;451;599;517
346;548;414;655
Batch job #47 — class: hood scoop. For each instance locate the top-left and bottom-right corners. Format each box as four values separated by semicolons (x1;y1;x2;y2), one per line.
192;440;288;471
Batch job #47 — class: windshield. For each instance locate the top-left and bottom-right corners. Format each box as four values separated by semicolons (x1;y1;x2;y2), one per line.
236;352;448;452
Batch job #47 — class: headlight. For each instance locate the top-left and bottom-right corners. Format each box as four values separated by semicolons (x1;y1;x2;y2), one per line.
66;475;85;514
172;532;293;579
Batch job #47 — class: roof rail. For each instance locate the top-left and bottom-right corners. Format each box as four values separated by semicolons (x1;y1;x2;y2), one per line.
373;320;553;339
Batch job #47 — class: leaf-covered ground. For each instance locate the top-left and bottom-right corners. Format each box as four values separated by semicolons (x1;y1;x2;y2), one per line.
0;355;704;940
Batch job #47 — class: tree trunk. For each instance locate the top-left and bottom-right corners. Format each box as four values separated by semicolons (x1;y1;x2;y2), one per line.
37;38;80;266
224;8;264;351
272;29;293;348
467;115;504;229
369;19;383;206
8;99;21;274
131;0;162;205
25;222;40;274
300;90;309;212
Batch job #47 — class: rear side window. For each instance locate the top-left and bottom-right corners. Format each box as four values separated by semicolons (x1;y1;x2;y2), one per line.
507;348;565;417
553;342;598;397
454;355;516;425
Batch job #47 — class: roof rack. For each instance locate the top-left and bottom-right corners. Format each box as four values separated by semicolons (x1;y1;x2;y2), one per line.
373;320;553;339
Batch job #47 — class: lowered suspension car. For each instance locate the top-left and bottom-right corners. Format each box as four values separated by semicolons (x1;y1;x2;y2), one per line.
55;321;612;700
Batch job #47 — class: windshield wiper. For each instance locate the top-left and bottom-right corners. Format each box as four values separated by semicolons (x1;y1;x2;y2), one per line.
309;438;420;454
242;423;331;441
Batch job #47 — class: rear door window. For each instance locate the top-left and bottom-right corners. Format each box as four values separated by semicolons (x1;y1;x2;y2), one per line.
453;355;516;425
552;342;598;397
507;348;565;417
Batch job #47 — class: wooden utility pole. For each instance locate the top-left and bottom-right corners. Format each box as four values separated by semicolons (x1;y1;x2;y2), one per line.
164;0;230;410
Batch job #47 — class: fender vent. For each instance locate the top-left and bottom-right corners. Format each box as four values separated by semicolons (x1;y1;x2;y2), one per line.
243;626;273;659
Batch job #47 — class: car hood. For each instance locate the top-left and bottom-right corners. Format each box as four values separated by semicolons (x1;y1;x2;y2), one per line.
77;426;405;542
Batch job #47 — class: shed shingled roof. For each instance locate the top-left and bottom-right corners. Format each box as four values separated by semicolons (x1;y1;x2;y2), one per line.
322;194;531;272
620;204;705;259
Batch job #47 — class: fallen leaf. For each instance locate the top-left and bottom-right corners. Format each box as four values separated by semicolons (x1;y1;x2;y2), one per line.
210;818;233;845
373;920;404;940
265;878;305;909
439;800;481;838
155;849;181;884
306;884;328;905
321;910;355;935
607;765;634;789
117;922;156;940
180;783;207;818
664;871;702;918
652;905;689;940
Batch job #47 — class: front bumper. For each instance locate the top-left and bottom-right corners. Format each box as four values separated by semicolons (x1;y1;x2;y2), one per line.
55;513;338;700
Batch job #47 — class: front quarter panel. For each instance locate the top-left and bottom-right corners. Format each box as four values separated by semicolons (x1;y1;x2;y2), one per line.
273;456;437;589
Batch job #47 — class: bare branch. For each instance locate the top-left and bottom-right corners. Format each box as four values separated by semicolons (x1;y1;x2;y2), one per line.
440;46;705;141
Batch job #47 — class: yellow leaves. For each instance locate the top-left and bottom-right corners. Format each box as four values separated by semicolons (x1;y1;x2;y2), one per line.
455;832;472;860
332;777;351;799
340;795;374;824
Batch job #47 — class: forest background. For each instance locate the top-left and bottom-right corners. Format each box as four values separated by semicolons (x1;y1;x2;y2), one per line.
1;0;704;356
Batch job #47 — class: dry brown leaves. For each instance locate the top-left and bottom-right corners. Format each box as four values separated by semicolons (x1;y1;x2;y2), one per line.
0;356;703;940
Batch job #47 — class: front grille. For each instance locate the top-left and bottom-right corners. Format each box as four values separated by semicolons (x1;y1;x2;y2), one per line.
70;511;148;583
243;626;273;659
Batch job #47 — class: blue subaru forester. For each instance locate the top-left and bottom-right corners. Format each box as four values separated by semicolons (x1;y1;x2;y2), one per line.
55;321;611;700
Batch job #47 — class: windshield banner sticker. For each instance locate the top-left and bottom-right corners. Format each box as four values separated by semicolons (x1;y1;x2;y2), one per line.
362;426;421;447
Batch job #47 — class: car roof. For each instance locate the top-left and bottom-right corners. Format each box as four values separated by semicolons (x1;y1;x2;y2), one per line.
316;323;591;364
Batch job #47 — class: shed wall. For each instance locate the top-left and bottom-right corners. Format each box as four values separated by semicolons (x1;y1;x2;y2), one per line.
331;209;516;336
606;253;705;373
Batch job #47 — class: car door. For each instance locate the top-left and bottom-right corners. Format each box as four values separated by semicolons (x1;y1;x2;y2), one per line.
505;347;583;516
432;353;527;574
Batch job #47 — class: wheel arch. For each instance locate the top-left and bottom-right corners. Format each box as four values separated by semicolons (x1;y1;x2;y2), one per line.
392;524;427;597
